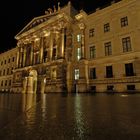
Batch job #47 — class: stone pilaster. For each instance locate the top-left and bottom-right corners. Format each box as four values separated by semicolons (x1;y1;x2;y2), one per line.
23;45;27;67
40;37;44;63
22;77;27;94
49;32;53;61
30;42;34;65
16;47;20;68
26;76;33;94
60;28;65;58
79;23;86;59
19;47;23;68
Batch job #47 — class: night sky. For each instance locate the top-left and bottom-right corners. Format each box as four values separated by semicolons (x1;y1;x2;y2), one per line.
0;0;113;53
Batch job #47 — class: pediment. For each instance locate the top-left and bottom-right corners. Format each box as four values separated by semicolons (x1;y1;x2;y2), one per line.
15;13;58;39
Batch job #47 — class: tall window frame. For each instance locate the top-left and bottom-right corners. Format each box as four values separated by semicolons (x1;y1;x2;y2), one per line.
89;28;94;37
104;23;110;32
104;42;112;56
122;37;131;52
121;16;128;27
90;46;96;59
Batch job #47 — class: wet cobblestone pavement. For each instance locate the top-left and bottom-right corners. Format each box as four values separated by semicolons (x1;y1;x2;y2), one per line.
0;93;140;140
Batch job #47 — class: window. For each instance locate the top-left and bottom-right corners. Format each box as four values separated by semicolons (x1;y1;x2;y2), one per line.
105;42;112;56
75;69;79;80
0;71;1;76
1;61;3;65
89;28;94;37
52;48;56;60
89;68;96;79
125;63;134;76
7;68;9;75
12;57;15;62
127;85;135;91
90;86;96;92
104;23;110;32
77;48;81;61
121;16;128;27
8;58;10;63
107;85;114;91
11;67;13;74
122;37;131;52
3;69;5;76
1;81;3;86
4;60;6;64
43;51;48;62
77;34;81;42
9;80;11;86
90;46;96;59
5;80;7;86
106;66;113;78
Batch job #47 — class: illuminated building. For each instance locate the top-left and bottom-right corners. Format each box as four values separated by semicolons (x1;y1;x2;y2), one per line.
0;48;17;92
1;0;140;93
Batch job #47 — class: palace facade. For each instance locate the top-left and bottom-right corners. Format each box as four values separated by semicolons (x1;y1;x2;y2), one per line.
1;0;140;93
0;48;17;92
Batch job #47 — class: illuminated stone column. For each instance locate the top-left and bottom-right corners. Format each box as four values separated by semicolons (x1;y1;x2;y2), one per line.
41;78;46;94
40;37;44;63
79;23;86;59
60;27;65;58
30;42;34;65
19;47;23;68
23;45;27;67
16;46;20;68
22;77;27;94
27;76;33;94
49;31;53;61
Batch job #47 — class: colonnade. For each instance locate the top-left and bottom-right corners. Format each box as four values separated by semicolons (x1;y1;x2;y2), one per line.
16;28;65;68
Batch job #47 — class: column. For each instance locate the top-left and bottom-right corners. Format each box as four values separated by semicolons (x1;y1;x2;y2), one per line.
30;42;34;65
27;76;33;94
19;47;23;68
40;37;44;63
49;32;53;61
60;27;65;58
22;77;27;94
23;45;27;67
16;47;20;68
79;23;85;59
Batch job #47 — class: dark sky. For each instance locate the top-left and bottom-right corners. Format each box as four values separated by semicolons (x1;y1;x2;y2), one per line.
0;0;113;53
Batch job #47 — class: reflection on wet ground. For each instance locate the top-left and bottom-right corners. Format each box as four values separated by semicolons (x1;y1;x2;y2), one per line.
0;93;140;140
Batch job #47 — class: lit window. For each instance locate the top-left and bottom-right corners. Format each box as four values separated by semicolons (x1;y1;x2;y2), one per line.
121;16;128;27
105;42;112;56
75;69;79;80
122;37;131;52
77;48;81;61
77;34;81;42
90;46;96;59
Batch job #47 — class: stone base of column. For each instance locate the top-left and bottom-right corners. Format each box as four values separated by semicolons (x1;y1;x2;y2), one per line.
27;76;34;94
